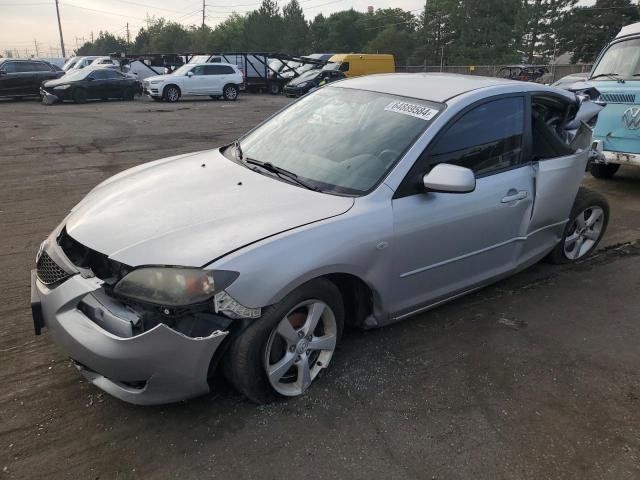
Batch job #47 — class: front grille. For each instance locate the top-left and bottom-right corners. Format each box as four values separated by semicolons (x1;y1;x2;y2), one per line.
599;93;636;104
36;251;70;285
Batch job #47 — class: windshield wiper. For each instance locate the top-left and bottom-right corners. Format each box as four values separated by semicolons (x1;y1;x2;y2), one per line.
590;72;625;83
244;158;319;191
234;139;243;161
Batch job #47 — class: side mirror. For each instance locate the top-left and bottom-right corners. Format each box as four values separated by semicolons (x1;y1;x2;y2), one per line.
87;76;94;81
423;163;475;193
186;71;194;77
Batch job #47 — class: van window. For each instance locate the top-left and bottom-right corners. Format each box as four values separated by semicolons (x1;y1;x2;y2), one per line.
339;62;349;72
592;38;640;81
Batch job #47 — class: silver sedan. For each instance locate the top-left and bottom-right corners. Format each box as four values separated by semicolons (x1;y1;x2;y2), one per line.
31;73;609;405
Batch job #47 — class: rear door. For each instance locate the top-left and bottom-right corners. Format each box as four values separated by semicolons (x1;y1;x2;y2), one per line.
204;65;229;94
520;93;587;264
4;61;34;95
103;69;125;97
389;95;534;317
30;61;57;92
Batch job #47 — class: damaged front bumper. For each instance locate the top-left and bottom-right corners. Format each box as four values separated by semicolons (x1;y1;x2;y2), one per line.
31;270;228;405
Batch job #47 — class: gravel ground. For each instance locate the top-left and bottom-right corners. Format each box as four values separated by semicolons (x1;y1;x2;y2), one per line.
1;95;639;480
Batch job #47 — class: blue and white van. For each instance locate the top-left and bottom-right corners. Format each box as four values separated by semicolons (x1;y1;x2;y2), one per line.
586;22;640;178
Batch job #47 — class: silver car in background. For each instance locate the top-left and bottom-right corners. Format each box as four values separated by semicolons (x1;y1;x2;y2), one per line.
31;73;609;405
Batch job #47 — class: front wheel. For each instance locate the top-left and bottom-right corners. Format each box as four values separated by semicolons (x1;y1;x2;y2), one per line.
547;187;609;264
162;85;180;102
590;162;619;179
222;84;238;101
268;81;281;95
223;279;344;404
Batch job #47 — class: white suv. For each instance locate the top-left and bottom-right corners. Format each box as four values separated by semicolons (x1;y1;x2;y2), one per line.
143;62;243;102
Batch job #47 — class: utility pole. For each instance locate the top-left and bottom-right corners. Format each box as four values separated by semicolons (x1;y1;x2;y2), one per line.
54;0;66;58
126;22;130;43
202;0;206;28
34;39;39;57
91;31;94;43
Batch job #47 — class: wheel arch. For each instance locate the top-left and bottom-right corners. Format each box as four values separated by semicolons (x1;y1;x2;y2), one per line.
163;83;181;96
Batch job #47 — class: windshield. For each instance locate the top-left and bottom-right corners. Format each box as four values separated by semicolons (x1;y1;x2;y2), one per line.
60;68;92;81
188;55;211;64
172;64;193;76
235;87;442;195
62;58;78;71
592;38;640;80
295;70;320;82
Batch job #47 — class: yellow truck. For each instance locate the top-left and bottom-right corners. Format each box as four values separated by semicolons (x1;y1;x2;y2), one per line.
324;54;395;78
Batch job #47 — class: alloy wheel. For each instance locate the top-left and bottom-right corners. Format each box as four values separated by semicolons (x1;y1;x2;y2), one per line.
264;300;337;396
563;206;605;260
166;87;179;102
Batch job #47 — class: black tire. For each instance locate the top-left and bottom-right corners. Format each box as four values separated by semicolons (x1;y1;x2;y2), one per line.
72;88;87;104
162;85;180;102
222;84;238;101
223;278;344;404
547;187;609;264
590;162;619;179
123;87;135;101
268;81;281;95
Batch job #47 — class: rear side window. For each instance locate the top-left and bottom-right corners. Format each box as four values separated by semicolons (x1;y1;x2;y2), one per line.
204;65;235;75
91;70;108;80
12;62;32;73
339;62;349;72
429;97;524;176
28;62;50;72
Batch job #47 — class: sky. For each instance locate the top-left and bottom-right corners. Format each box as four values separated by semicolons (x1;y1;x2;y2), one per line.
0;0;596;58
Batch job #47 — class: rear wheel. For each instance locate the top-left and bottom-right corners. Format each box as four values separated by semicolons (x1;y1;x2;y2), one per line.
590;162;619;179
123;87;135;101
162;85;180;102
223;84;238;101
72;88;87;104
223;279;343;404
268;81;281;95
547;187;609;264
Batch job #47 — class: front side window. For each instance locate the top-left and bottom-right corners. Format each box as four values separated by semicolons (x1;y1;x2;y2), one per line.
91;70;108;80
429;97;524;176
191;65;205;76
591;38;640;80
3;62;17;73
233;87;443;195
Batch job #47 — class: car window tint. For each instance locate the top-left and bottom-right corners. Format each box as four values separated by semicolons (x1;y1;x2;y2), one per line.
191;66;205;75
429;97;524;176
91;70;108;80
3;62;17;73
13;62;32;73
104;70;122;79
28;62;48;72
339;62;349;72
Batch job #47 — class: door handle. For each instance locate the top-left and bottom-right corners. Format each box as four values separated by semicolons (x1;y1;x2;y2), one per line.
501;190;528;203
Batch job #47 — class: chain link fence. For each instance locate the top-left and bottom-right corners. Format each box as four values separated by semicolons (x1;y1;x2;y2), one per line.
395;64;593;84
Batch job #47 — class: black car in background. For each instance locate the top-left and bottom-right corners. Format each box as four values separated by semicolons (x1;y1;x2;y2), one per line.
0;59;63;99
283;69;345;97
41;67;140;103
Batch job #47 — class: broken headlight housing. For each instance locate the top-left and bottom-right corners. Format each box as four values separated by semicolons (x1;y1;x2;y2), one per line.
113;267;239;307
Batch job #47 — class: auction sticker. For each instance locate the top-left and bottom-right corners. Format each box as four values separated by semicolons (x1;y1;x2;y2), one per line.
384;101;438;121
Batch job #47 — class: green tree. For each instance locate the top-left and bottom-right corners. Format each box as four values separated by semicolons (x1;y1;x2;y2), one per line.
245;0;283;51
211;13;248;51
556;0;640;63
76;32;128;55
309;14;329;52
325;9;369;52
365;26;416;65
412;0;455;65
282;0;308;54
520;0;577;63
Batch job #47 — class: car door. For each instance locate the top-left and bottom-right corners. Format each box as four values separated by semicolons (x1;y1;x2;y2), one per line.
184;65;207;95
103;69;124;97
86;69;108;99
0;61;17;96
5;61;33;96
30;61;57;93
389;95;535;318
204;65;227;94
520;93;588;265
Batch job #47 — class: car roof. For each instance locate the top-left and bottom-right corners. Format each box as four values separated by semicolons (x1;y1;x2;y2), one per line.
191;62;238;67
617;21;640;38
333;73;522;103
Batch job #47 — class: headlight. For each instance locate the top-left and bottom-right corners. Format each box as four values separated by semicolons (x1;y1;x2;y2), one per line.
113;267;239;306
54;84;71;90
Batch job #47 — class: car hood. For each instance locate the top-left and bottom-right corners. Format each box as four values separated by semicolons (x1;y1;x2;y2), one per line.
288;75;318;87
144;74;174;83
65;149;354;267
43;77;72;87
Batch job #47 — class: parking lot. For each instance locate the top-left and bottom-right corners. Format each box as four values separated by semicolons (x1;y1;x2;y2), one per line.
1;95;640;479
